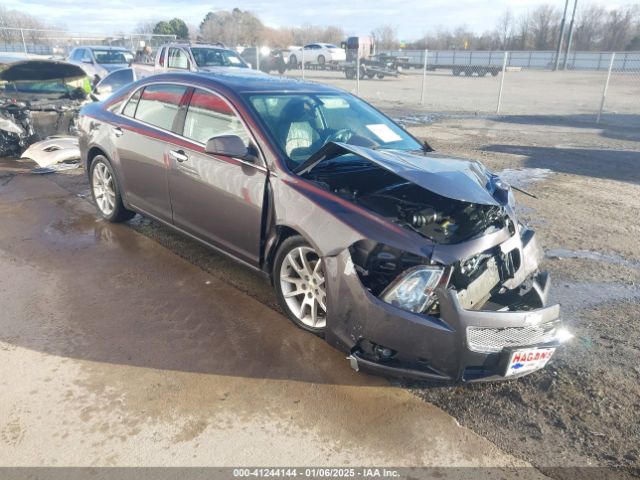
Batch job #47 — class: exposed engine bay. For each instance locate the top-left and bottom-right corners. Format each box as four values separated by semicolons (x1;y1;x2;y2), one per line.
302;150;542;315
303;154;512;245
0;60;88;157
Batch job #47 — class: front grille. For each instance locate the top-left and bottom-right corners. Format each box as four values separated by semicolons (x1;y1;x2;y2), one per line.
466;323;559;353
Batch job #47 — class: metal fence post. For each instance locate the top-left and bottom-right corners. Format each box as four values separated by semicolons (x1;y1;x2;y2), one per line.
256;46;260;72
597;53;615;123
301;47;305;80
20;28;28;56
420;49;428;105
356;53;360;96
496;51;508;114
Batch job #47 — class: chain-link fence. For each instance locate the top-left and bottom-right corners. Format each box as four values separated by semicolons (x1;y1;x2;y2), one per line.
1;29;637;125
0;27;176;58
280;49;640;125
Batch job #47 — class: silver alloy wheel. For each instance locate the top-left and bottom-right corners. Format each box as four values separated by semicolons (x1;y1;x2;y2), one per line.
92;162;116;216
280;246;327;329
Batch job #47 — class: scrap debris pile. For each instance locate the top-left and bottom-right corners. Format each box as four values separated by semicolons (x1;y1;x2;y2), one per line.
0;60;89;165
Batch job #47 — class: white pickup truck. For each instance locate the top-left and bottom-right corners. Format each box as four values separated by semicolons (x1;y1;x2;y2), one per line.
133;43;254;77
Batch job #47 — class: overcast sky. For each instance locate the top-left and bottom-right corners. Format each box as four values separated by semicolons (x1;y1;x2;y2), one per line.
3;0;627;39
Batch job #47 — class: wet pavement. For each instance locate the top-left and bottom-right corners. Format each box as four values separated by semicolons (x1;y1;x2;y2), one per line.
0;167;540;470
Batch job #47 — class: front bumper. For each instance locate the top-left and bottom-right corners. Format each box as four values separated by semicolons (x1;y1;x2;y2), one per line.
324;250;564;383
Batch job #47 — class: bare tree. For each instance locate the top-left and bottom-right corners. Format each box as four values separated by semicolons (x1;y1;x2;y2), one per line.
200;8;264;47
371;24;399;50
134;21;157;35
496;9;514;49
529;5;560;50
0;6;62;46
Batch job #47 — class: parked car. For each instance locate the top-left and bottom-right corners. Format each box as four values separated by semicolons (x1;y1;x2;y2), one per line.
133;43;252;78
239;47;286;74
67;46;134;85
78;71;569;382
90;67;138;102
288;43;346;68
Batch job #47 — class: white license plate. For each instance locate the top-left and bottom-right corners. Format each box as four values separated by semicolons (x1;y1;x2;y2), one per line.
505;347;555;377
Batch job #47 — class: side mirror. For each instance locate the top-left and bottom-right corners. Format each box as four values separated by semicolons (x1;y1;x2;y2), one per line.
205;135;258;163
83;59;94;64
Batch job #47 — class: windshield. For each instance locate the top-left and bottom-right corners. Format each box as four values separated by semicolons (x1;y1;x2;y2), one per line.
1;79;78;95
246;93;422;169
92;49;133;64
191;48;248;68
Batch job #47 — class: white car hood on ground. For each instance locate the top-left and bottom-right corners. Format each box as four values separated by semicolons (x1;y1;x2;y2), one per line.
21;136;80;167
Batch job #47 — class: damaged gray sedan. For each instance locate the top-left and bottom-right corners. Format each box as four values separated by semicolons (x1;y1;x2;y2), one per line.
78;72;570;382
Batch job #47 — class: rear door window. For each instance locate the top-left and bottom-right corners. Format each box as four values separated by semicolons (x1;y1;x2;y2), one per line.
133;84;188;131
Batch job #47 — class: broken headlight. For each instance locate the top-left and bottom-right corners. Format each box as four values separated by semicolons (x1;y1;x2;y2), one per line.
380;265;444;313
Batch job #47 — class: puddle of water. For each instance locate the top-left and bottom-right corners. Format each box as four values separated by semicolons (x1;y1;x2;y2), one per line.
550;281;640;315
546;248;640;320
496;168;553;188
546;248;640;271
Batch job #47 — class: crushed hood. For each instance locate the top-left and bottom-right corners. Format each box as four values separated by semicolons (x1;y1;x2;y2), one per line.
0;60;87;82
299;142;505;206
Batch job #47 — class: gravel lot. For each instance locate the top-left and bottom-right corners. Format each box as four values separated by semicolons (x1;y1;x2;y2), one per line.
8;89;640;474
283;68;640;119
400;114;640;476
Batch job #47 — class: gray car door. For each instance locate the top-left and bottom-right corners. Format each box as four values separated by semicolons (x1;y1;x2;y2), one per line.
168;87;267;267
116;83;189;221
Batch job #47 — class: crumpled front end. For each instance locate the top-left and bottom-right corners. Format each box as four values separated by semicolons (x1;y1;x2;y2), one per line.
324;224;566;382
278;143;566;382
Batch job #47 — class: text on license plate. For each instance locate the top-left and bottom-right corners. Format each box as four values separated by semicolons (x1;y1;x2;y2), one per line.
505;347;555;377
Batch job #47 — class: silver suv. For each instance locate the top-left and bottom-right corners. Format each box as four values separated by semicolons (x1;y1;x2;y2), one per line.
68;46;134;84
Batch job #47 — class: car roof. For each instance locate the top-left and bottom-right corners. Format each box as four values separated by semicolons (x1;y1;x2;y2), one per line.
165;43;233;51
75;45;130;51
139;71;342;94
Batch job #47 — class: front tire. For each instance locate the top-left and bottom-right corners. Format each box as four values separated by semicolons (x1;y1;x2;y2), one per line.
90;155;135;223
274;236;327;335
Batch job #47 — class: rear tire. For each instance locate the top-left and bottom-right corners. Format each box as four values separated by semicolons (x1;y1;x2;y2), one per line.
90;155;135;223
274;235;327;335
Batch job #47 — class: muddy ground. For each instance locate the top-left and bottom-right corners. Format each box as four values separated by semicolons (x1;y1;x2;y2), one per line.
394;113;640;476
17;112;640;475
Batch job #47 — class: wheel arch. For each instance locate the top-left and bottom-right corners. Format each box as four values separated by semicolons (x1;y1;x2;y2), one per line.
85;146;131;209
86;146;109;174
264;225;322;285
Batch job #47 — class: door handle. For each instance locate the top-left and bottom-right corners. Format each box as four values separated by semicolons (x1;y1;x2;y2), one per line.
169;149;188;163
112;126;124;137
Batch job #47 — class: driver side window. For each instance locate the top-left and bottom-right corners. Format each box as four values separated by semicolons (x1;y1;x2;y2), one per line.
183;89;250;147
